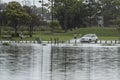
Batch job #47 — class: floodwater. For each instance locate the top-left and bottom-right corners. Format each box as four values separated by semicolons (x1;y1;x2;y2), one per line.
0;44;51;80
0;43;120;80
51;46;120;80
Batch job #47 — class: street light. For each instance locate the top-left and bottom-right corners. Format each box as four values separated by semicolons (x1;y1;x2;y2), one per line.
39;0;44;21
47;0;54;22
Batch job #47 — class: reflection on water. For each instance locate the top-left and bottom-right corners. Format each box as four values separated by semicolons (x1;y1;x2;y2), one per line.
51;46;120;80
0;44;120;80
0;44;51;80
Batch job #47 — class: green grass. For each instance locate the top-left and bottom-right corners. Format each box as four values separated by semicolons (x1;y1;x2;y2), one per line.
67;27;119;37
33;34;72;41
0;27;119;41
38;27;119;41
99;37;119;40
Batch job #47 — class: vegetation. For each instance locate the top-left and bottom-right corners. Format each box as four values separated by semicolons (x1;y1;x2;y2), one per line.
0;0;120;41
0;27;118;41
0;1;49;37
49;0;120;30
49;21;61;32
2;42;10;46
5;1;31;36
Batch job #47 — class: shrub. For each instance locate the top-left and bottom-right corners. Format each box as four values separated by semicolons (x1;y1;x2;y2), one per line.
49;21;62;33
2;42;10;46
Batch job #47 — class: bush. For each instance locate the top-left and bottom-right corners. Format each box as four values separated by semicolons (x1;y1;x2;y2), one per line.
11;33;19;37
39;21;48;26
49;21;62;33
2;42;10;46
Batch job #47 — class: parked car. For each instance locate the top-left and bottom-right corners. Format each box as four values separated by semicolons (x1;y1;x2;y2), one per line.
80;34;98;43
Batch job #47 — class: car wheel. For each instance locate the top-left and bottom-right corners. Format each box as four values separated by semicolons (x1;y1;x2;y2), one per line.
95;39;98;43
88;39;91;43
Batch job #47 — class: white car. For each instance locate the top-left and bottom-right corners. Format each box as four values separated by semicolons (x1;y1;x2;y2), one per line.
80;34;98;43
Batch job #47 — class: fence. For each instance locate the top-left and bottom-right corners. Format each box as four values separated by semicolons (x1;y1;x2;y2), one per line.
0;39;120;44
0;39;119;45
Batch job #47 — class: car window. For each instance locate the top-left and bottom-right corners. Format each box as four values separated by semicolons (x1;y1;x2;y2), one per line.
91;35;95;37
84;34;91;37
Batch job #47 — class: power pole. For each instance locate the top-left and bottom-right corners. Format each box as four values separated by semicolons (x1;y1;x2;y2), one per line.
0;0;1;4
51;0;53;22
39;0;44;21
33;0;35;6
42;0;44;21
64;0;67;32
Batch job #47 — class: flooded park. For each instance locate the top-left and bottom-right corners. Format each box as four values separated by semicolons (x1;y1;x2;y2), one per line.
0;42;120;80
0;0;120;80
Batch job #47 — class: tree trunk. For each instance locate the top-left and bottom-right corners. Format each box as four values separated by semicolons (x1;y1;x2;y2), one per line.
14;26;18;36
0;26;1;37
13;21;18;37
118;26;120;40
64;0;67;32
64;12;67;32
29;25;33;37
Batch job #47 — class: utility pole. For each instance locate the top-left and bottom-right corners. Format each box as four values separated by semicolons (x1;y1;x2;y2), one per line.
42;0;44;21
51;0;53;22
39;0;44;21
0;0;2;37
64;0;67;32
33;0;35;6
118;26;120;41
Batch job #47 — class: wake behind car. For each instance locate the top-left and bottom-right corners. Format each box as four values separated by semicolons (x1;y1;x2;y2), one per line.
80;34;98;43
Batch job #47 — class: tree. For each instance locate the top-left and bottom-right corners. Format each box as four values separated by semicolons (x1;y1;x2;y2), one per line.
84;0;102;27
100;0;120;26
5;1;31;36
0;3;7;37
36;7;48;20
50;0;100;30
53;0;85;31
50;0;120;29
23;5;40;37
49;21;61;32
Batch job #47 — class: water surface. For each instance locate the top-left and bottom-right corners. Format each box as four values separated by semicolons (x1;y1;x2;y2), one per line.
0;44;120;80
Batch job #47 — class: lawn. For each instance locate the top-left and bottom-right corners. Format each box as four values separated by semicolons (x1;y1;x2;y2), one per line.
0;27;119;41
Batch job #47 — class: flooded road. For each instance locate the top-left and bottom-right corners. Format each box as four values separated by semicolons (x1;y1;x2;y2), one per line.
51;46;120;80
0;44;51;80
0;43;120;80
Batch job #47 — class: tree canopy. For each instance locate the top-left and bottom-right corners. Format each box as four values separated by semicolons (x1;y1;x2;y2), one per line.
0;0;120;34
48;0;120;31
5;1;31;35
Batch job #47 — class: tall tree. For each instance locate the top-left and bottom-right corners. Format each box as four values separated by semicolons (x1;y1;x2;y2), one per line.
84;0;101;26
100;0;120;26
51;0;101;30
23;6;40;37
50;0;120;29
53;0;85;31
5;1;31;36
0;3;8;36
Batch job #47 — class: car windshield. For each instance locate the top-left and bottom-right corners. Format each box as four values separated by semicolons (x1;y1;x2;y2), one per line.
83;34;92;37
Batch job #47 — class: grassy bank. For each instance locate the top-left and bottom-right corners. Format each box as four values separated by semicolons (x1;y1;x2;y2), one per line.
38;27;119;41
67;27;119;37
0;27;119;41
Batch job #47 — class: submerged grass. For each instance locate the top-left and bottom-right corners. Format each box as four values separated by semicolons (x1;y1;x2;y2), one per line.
2;42;10;46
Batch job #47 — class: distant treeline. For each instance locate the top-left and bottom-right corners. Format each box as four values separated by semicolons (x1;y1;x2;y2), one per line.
0;0;120;36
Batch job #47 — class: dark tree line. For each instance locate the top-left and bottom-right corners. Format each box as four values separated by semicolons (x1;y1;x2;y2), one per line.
0;0;120;35
0;1;48;37
49;0;120;31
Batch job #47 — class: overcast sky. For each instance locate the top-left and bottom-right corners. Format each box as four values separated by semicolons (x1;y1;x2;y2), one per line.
2;0;48;7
